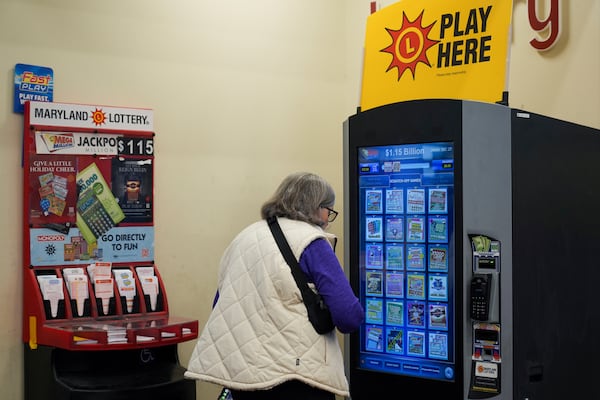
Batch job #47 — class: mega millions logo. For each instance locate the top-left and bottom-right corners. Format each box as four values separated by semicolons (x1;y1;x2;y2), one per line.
380;6;493;81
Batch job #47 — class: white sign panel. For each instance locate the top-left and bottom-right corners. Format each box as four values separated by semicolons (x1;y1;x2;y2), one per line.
35;132;120;155
27;101;153;132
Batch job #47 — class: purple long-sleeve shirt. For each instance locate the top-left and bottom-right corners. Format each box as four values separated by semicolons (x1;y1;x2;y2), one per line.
298;238;364;333
212;236;365;333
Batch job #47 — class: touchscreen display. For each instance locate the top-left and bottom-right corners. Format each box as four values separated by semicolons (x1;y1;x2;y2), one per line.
357;142;455;381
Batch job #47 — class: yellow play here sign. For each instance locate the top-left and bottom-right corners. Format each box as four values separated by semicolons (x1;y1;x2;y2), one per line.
360;0;513;111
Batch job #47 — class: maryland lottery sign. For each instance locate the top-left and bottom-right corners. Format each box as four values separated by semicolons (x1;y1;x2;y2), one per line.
360;0;513;111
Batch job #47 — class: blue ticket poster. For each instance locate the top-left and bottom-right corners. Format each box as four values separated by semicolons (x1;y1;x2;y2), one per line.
14;63;54;113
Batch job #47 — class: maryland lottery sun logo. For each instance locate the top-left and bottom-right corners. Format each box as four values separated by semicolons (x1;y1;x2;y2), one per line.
91;108;107;126
380;6;493;81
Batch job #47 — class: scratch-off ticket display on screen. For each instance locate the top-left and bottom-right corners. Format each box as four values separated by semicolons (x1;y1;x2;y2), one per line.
358;142;455;381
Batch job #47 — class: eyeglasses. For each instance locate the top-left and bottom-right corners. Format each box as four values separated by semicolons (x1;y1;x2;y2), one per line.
324;207;339;223
126;183;140;188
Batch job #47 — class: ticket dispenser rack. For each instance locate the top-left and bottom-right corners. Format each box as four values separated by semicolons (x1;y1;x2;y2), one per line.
22;101;198;400
468;234;501;398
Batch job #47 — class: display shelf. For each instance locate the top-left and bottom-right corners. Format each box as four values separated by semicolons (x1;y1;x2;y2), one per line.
24;261;199;351
42;315;198;350
22;101;198;355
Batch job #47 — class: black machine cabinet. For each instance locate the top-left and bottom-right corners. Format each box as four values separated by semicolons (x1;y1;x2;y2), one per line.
24;344;195;400
343;99;600;400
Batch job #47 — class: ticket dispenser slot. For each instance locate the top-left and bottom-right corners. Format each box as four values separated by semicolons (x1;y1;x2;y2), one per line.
469;323;502;397
468;234;501;399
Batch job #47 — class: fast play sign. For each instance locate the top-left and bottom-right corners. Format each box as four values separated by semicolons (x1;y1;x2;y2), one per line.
360;0;513;111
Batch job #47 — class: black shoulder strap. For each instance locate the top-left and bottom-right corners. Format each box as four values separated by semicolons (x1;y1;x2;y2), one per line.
266;217;311;290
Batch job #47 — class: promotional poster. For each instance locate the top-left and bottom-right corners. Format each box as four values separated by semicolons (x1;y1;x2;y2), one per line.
360;0;513;110
14;63;54;113
24;102;155;265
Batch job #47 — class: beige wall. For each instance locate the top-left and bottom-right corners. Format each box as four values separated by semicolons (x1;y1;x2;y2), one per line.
0;1;598;399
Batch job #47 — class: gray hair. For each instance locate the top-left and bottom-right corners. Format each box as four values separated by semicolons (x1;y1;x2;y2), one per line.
261;172;335;227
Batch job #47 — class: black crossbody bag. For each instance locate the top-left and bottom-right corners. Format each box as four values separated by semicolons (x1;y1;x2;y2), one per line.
267;217;335;334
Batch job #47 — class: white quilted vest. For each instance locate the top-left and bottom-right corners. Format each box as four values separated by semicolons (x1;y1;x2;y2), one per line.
185;218;349;396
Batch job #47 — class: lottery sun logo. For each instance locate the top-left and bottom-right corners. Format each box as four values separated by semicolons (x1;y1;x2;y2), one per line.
381;11;439;81
90;108;107;126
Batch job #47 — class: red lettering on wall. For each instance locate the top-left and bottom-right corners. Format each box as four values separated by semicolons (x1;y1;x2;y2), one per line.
528;0;561;51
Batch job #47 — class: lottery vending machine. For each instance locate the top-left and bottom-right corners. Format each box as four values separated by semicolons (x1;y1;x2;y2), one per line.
22;101;198;400
343;99;600;400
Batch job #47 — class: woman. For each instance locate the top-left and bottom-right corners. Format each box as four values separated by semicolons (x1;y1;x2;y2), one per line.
185;172;364;400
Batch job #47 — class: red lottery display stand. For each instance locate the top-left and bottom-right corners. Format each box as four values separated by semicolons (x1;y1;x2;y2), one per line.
22;101;198;400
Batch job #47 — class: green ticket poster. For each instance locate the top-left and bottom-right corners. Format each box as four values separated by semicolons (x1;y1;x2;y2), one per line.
76;163;125;244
